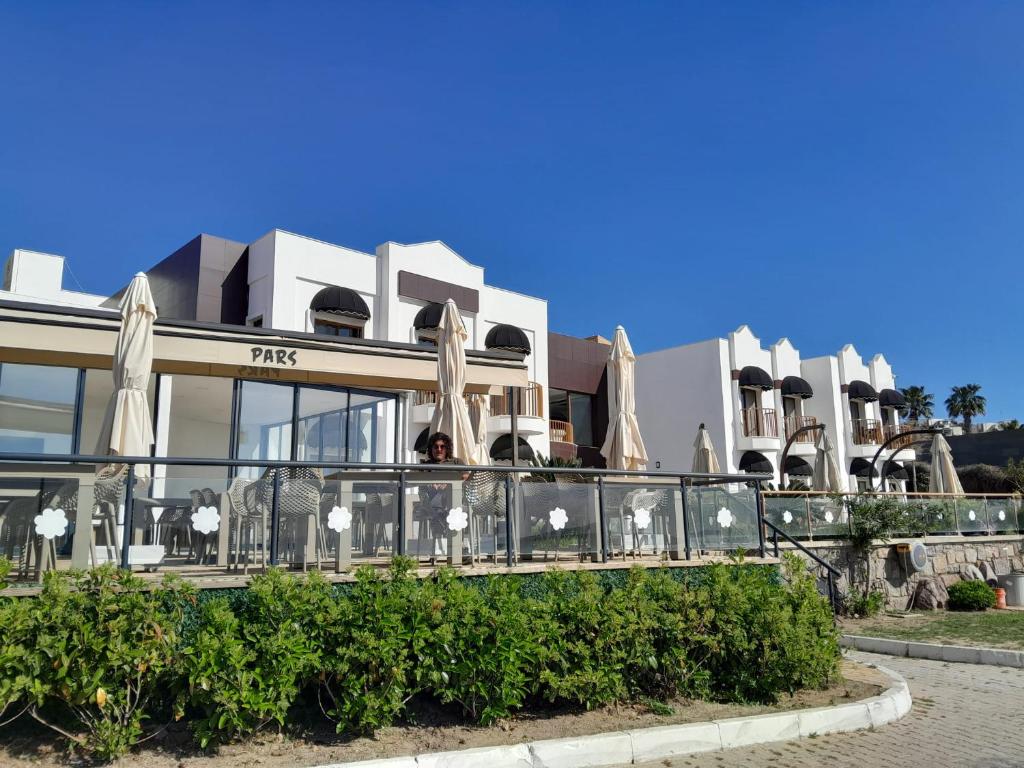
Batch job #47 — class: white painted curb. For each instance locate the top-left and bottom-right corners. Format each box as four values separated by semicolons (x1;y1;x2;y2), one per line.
309;664;911;768
842;634;1024;668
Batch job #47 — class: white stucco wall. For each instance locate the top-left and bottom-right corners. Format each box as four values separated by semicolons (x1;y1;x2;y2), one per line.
1;250;108;309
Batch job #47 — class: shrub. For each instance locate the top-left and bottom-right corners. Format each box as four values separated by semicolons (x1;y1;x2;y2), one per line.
957;464;1012;494
24;566;190;760
947;580;996;611
176;568;328;747
844;589;885;618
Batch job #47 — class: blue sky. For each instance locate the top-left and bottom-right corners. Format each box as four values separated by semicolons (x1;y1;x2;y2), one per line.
1;2;1021;421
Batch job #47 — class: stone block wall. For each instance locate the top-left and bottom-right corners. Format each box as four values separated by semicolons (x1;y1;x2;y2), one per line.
786;535;1024;610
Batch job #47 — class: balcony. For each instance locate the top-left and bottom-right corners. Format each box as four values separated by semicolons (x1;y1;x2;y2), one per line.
784;415;818;443
851;418;883;446
490;381;543;418
741;407;778;438
549;419;577;460
884;423;917;451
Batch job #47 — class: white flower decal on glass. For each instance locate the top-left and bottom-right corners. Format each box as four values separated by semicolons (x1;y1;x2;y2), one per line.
446;506;468;532
824;510;835;524
549;507;568;531
716;507;733;528
968;509;976;521
782;510;793;524
328;506;352;533
937;513;943;520
191;505;220;535
997;510;1006;521
34;508;68;540
633;508;652;530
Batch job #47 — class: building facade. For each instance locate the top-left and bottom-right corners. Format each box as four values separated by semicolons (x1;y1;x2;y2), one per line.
635;325;914;490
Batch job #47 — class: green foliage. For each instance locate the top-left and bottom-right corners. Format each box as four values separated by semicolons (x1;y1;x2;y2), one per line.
0;561;842;759
947;580;996;612
23;566;190;760
843;495;907;552
899;385;934;422
945;384;986;434
844;590;885;618
176;568;328;747
956;464;1012;494
1006;458;1024;495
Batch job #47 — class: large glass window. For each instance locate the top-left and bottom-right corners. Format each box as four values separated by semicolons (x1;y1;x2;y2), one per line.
313;318;362;338
348;391;394;463
0;363;78;454
236;381;294;469
547;388;594;447
79;368;157;456
549;388;569;423
297;387;349;462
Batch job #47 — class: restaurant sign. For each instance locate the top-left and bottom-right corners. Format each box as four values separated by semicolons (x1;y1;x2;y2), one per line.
250;346;298;366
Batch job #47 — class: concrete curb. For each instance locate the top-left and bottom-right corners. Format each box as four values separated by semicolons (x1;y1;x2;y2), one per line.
309;665;911;768
842;634;1024;668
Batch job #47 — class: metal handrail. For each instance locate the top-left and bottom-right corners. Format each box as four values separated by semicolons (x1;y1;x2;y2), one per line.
764;518;841;615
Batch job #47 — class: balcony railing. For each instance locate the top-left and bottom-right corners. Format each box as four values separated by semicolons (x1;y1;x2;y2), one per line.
741;406;778;438
851;418;883;445
883;423;917;450
784;415;818;443
414;389;439;406
549;419;575;445
490;382;543;419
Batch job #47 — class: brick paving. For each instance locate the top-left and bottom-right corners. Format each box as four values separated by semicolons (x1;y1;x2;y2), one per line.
634;651;1024;768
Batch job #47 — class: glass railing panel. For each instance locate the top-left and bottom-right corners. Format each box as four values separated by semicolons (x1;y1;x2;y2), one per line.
601;479;679;560
686;484;760;554
763;495;811;539
403;471;467;565
516;475;599;563
989;497;1018;534
956;497;991;534
808;495;848;538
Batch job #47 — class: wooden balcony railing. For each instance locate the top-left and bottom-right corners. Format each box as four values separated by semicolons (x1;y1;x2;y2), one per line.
414;389;439;406
549;419;575;445
852;418;883;445
784;414;818;443
490;382;544;419
741;407;778;438
884;423;917;450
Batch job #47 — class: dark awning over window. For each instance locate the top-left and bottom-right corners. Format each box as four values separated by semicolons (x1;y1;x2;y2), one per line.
847;380;878;402
490;434;535;461
309;285;371;320
485;324;531;354
413;302;445;330
781;375;813;399
739;450;773;473
739;366;774;391
784;456;813;476
849;457;874;477
879;388;906;409
883;461;909;480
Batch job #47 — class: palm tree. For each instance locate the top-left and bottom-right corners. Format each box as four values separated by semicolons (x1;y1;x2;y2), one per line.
945;384;986;434
999;419;1023;431
899;385;934;423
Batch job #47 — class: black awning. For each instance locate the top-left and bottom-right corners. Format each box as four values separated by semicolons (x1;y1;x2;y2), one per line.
879;388;906;409
739;451;773;473
413;302;445;330
739;366;774;391
784;456;813;476
414;427;430;454
485;323;531;354
849;457;874;477
847;380;879;402
309;285;371;320
883;461;909;480
781;375;813;399
490;434;535;461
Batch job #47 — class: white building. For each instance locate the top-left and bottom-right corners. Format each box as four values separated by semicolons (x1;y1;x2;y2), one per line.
635;326;914;491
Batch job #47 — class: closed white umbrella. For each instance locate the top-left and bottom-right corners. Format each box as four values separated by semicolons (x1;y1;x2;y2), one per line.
812;431;844;493
468;393;490;465
429;299;477;463
691;423;721;474
600;326;648;471
96;273;157;480
928;433;964;495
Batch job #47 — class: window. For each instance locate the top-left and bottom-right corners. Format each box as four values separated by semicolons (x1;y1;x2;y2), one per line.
0;363;78;454
849;399;864;423
740;387;760;412
415;330;438;347
547;388;594;447
248;316;263;328
313;317;362;338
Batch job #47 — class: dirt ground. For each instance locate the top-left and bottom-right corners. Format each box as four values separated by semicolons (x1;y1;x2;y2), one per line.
0;660;886;768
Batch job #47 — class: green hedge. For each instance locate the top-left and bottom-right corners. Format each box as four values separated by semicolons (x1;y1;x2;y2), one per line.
947;580;996;611
0;556;839;761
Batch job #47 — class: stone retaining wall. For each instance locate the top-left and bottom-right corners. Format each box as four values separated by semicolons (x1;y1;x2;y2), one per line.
785;535;1024;610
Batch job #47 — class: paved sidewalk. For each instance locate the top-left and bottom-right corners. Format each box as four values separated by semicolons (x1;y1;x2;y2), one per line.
633;651;1024;768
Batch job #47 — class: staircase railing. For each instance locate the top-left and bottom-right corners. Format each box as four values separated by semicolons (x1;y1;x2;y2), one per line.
764;518;842;616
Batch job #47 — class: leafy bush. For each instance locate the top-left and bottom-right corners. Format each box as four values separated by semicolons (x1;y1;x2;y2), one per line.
176;568;328;747
957;464;1012;494
844;589;885;618
23;567;190;760
947;580;996;611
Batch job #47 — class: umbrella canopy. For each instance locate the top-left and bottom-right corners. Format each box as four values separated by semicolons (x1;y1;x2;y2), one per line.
599;326;648;471
429;299;477;463
96;273;157;480
928;433;964;495
691;423;721;474
467;393;490;465
812;431;844;493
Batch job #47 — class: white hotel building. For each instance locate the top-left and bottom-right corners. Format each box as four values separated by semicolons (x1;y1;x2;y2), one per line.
635;326;914;491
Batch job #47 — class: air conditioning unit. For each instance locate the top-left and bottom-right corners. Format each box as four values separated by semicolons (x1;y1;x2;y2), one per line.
896;541;928;573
